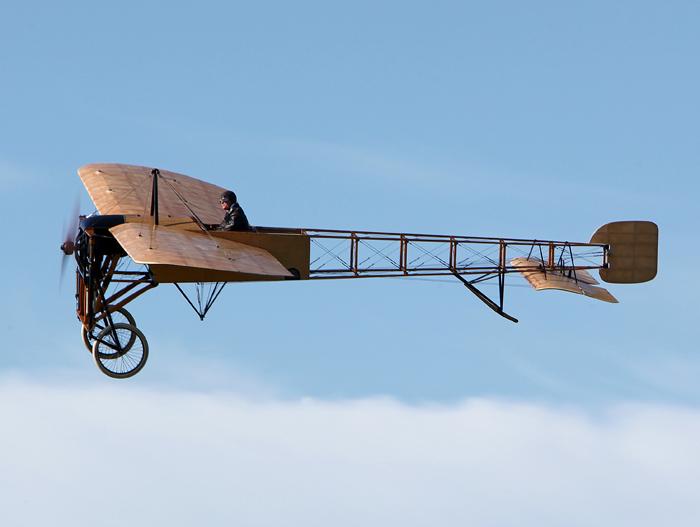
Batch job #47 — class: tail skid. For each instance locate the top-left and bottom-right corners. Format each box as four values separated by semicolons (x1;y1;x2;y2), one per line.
452;271;519;323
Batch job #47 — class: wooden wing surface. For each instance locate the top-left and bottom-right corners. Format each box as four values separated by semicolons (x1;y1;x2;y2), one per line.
78;163;225;224
110;223;293;283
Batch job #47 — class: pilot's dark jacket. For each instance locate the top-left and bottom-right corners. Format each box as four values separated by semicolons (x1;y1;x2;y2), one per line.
219;202;251;231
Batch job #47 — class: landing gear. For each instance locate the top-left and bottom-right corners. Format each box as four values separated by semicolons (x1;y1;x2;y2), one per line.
73;221;157;379
81;307;136;352
80;303;149;379
92;322;149;379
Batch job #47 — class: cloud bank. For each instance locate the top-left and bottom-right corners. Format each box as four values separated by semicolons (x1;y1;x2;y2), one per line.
1;378;699;527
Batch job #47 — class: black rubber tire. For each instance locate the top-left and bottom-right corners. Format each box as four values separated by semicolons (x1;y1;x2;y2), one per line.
92;323;149;379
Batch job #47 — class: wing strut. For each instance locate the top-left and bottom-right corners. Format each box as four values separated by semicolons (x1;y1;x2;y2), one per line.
150;169;160;225
174;282;228;321
452;271;519;323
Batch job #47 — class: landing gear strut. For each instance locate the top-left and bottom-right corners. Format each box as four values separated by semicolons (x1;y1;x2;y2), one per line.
71;217;157;379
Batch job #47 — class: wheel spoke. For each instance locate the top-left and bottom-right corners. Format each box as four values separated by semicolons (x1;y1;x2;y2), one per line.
82;307;137;353
92;322;148;378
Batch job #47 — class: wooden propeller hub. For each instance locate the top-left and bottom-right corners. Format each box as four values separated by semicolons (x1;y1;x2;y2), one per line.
61;241;75;255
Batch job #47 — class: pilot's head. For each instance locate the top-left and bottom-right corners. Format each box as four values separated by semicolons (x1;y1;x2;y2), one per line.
219;190;237;209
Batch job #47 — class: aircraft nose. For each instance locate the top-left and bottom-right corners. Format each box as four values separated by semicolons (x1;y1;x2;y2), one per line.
61;241;75;255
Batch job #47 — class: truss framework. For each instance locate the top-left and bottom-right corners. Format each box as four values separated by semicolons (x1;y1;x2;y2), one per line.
305;228;607;277
304;228;608;322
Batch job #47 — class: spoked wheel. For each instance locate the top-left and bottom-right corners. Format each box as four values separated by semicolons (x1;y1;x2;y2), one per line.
82;307;137;353
92;322;149;379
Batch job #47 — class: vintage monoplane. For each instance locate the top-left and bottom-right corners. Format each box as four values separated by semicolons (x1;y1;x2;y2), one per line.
60;163;658;378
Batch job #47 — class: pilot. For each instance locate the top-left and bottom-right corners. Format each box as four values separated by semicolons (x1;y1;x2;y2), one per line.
218;190;251;231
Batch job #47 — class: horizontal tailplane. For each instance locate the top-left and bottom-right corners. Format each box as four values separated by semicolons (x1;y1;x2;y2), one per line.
511;257;618;303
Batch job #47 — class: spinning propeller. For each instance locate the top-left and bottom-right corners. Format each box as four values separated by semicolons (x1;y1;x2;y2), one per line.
59;196;80;289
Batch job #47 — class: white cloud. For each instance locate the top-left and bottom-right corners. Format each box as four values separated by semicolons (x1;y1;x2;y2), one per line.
0;378;699;527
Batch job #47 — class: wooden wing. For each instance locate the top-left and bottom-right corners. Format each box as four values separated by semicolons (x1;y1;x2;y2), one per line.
110;223;293;282
78;163;225;225
511;257;618;303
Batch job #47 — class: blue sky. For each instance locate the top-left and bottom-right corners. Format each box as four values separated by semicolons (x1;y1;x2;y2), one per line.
1;1;699;524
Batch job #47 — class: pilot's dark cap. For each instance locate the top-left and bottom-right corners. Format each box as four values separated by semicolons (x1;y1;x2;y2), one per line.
219;190;237;204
